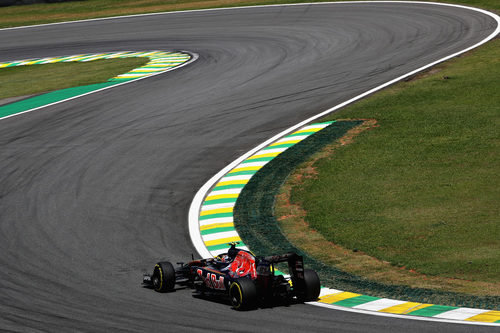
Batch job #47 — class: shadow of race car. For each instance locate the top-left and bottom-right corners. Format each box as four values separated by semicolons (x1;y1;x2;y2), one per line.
142;243;321;310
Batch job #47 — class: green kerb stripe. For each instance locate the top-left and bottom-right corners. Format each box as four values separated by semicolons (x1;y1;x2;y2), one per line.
203;198;237;206
241;157;275;163
407;305;459;317
212;184;246;191
226;170;258;177
332;295;380;308
108;78;136;82
199;212;234;220
200;226;236;235
206;242;247;251
0;82;116;119
264;143;295;149
286;131;317;137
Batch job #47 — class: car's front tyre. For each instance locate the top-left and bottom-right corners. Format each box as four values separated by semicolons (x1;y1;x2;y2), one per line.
152;261;175;292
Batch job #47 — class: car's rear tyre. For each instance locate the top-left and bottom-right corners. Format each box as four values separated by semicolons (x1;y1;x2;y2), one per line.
298;269;321;302
229;278;257;310
152;261;175;292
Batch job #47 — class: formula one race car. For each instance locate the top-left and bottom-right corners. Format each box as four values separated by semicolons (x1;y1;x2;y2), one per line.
142;243;320;310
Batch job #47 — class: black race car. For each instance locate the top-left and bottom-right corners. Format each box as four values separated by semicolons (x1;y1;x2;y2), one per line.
142;243;321;310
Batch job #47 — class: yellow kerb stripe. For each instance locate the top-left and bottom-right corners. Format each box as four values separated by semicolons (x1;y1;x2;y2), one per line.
466;311;500;323
270;139;302;146
405;303;435;314
80;54;106;60
144;64;171;67
247;152;281;160
130;69;164;72
68;56;88;61
291;127;324;135
200;222;235;231
319;291;360;304
380;302;423;314
200;207;233;216
205;236;241;247
22;60;39;65
115;74;146;78
216;179;249;186
205;193;239;201
229;166;262;173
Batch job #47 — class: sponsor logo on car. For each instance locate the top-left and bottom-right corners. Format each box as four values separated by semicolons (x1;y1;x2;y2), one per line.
197;269;226;290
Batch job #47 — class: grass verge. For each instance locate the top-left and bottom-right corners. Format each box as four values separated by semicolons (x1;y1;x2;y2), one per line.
280;38;499;292
234;120;500;309
0;58;148;100
276;119;500;296
0;0;498;29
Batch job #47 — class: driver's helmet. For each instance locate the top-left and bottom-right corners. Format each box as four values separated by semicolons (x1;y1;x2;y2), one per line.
215;254;232;263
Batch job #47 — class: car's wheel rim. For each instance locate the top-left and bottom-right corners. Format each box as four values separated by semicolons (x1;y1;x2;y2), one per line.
230;285;241;307
231;294;239;306
152;275;160;289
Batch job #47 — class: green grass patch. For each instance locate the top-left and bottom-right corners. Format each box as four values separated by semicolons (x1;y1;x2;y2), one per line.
0;0;498;29
290;39;500;284
0;57;148;100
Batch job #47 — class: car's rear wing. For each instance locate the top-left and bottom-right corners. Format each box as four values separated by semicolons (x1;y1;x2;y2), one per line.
263;252;301;264
261;252;305;282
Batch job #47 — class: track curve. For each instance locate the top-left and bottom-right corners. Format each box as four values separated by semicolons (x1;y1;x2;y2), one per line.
0;2;498;332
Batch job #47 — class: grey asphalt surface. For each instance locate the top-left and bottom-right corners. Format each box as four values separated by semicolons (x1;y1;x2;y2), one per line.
0;3;498;332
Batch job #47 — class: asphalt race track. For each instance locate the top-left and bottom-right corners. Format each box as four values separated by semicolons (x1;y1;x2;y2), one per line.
0;3;498;332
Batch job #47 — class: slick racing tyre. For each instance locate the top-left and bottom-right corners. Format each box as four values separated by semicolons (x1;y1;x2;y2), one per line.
229;277;257;310
298;269;321;302
152;261;175;292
